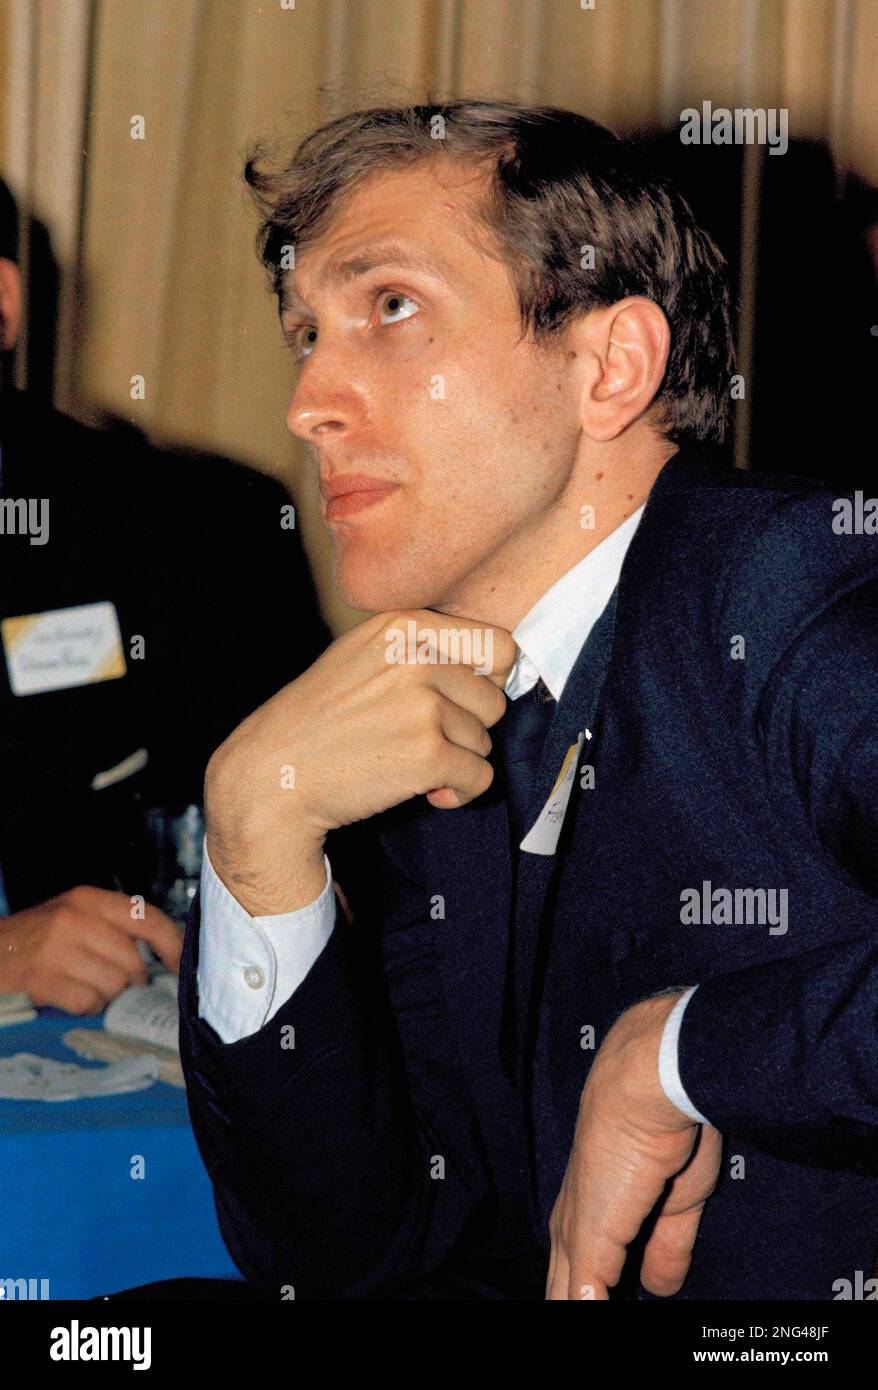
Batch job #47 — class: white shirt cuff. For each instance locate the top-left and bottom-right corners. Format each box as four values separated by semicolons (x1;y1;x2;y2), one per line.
657;985;711;1124
196;836;336;1044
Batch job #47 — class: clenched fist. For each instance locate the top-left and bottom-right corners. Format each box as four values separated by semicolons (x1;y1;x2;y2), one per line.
205;609;516;915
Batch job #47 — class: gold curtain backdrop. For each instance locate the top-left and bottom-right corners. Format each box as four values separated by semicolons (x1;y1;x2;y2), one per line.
1;0;876;634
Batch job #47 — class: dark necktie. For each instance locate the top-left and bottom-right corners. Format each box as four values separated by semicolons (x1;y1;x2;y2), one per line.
495;676;557;1078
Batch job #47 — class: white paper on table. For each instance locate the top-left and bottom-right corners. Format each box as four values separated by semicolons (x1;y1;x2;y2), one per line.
0;1051;161;1100
104;979;179;1054
146;970;179;999
0;993;37;1027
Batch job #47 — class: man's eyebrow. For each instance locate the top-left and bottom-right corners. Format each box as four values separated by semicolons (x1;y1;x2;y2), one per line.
279;242;449;316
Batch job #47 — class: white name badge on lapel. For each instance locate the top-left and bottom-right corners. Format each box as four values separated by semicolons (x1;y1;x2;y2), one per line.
2;601;127;696
520;729;588;856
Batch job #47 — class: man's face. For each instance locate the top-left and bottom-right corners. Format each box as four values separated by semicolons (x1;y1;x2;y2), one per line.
282;158;581;615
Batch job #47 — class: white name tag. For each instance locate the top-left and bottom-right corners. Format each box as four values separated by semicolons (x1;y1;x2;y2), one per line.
2;601;127;696
520;730;588;856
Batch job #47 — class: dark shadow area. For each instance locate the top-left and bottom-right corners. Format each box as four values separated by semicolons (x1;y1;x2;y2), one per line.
644;130;878;488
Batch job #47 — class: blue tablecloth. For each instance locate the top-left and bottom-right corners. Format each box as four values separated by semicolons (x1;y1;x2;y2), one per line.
0;1008;240;1298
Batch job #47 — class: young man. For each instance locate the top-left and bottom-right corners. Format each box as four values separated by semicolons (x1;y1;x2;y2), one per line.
179;101;878;1300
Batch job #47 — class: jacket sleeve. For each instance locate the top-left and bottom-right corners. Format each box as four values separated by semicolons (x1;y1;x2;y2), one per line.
677;566;878;1172
177;820;488;1298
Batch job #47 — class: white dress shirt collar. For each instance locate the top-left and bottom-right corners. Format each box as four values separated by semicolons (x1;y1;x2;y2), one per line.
504;506;645;702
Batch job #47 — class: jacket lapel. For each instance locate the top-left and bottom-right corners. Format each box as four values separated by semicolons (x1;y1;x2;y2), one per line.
510;585;622;1090
505;455;711;1080
427;452;707;1093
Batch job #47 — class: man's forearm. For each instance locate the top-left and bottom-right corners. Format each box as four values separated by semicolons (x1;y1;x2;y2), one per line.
675;939;878;1171
179;883;480;1298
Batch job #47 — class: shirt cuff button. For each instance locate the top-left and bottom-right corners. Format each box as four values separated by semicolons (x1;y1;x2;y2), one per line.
243;965;265;990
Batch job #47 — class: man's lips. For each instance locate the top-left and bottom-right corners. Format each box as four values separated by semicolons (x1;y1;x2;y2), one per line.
319;473;401;520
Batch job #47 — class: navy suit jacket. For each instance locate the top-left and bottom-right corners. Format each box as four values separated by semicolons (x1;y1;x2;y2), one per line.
179;450;878;1300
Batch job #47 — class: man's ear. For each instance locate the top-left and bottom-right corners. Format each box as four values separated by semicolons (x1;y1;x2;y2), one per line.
569;296;671;442
0;257;22;351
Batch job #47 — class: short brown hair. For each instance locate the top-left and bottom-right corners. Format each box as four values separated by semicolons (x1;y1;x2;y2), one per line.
245;98;736;450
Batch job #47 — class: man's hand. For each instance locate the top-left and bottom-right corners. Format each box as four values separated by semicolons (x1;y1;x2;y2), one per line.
205;609;516;915
546;991;722;1300
0;886;183;1015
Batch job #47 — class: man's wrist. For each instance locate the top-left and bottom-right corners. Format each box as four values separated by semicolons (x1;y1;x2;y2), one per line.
605;990;693;1130
205;823;328;917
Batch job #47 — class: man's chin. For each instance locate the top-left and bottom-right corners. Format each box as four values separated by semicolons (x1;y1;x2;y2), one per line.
339;583;442;615
334;562;441;616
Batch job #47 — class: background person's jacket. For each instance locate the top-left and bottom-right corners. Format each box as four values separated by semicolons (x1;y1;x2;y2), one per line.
0;387;329;911
178;449;878;1300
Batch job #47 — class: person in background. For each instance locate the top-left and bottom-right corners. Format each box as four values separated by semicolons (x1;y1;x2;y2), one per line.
0;178;330;1014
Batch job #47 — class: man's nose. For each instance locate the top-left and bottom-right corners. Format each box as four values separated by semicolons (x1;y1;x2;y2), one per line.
286;371;357;442
286;400;350;441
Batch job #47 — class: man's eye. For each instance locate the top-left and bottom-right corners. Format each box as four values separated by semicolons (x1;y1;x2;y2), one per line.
378;291;419;325
291;292;418;360
296;326;318;359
